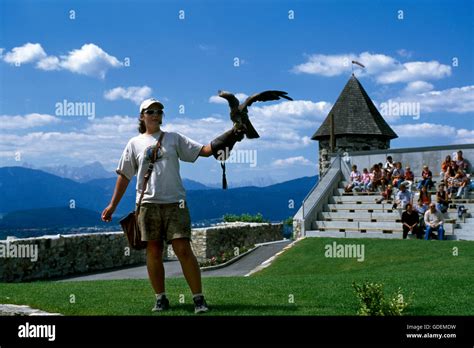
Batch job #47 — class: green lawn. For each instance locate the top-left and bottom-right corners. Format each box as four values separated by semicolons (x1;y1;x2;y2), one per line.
0;237;473;315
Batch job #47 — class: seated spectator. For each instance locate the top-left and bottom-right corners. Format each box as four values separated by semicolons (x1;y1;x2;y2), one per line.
436;184;449;213
381;168;390;190
345;165;362;192
400;166;414;191
444;162;457;188
449;168;470;199
368;164;383;191
393;183;412;210
383;156;395;173
415;198;428;230
417;165;433;190
391;162;405;188
376;184;393;204
440;155;452;184
419;186;432;206
361;168;371;192
415;197;428;215
456;150;469;172
401;203;422;239
424;203;445;240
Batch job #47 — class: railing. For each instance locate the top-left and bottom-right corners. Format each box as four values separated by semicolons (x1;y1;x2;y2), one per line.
299;156;343;236
301;156;340;210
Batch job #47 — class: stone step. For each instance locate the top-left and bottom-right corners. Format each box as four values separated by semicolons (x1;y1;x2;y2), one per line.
332;196;393;203
337;188;383;195
306;230;458;240
329;202;474;209
314;220;455;234
328;203;396;212
321;211;401;222
453;233;474;241
453;222;474;230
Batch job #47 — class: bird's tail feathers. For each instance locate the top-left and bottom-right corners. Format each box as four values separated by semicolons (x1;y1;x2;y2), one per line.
244;120;260;139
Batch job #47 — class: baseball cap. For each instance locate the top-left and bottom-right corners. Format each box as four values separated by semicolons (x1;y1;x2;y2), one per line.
140;98;164;113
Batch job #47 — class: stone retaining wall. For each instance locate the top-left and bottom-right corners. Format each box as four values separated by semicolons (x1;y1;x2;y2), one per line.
0;232;144;282
0;223;283;282
167;222;283;261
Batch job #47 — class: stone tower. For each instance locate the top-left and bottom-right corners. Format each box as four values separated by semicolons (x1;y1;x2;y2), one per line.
312;74;398;176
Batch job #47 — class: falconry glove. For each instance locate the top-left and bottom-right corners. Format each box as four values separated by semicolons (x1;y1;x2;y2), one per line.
210;127;244;189
210;127;245;161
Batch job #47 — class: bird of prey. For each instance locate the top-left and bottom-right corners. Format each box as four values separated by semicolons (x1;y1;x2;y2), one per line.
218;90;293;139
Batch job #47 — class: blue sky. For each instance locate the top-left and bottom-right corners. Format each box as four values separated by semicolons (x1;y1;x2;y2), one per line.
0;0;473;186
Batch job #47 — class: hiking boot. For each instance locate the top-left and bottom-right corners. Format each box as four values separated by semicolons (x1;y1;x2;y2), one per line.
152;295;170;312
193;295;209;314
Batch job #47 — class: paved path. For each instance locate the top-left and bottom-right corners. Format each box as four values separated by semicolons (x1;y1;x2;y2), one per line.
59;240;291;282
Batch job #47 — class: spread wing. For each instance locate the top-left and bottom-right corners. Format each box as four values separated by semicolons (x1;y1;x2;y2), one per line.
239;90;293;110
218;90;240;110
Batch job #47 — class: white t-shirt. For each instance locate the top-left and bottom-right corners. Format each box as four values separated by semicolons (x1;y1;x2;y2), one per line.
116;130;203;204
350;170;361;182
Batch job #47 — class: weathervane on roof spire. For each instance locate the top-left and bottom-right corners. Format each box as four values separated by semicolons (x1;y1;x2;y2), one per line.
351;60;365;76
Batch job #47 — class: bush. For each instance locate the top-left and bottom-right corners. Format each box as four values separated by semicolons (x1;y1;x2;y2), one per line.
223;213;268;223
352;281;412;316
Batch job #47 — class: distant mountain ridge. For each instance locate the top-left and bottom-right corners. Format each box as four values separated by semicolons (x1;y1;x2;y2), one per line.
22;161;116;183
20;162;275;187
0;166;318;237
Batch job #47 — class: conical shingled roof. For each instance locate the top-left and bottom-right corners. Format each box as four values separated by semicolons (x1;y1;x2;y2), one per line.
311;75;398;140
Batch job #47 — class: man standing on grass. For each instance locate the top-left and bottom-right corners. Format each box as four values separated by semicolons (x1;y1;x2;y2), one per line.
101;98;244;313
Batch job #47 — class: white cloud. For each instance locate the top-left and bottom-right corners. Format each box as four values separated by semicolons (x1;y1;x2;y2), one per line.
391;123;474;144
3;43;123;78
201;116;224;123
0;96;329;167
36;56;60;71
378;61;451;84
250;100;331;119
292;53;354;76
104;86;153;105
57;43;123;78
84;115;139;135
384;85;474;116
3;43;47;65
292;52;451;85
292;52;397;77
233;100;331;150
0;113;61;130
0;115;140;167
404;81;434;93
272;156;314;167
455;129;474;144
209;93;248;104
392;123;456;137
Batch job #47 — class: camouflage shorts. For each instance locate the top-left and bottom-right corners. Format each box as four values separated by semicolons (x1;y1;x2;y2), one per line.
137;202;191;243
